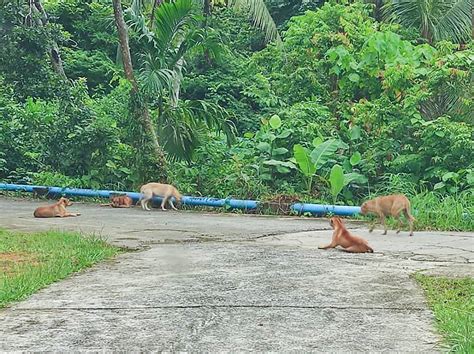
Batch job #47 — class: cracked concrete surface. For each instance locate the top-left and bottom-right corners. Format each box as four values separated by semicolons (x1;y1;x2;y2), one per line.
0;198;472;351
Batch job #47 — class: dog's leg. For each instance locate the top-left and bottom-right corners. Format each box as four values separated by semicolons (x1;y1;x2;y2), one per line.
395;215;403;234
344;245;372;253
142;198;152;211
169;198;178;211
318;241;337;250
342;245;361;253
368;216;376;233
404;209;415;236
140;191;153;211
369;221;375;233
161;196;168;211
379;214;387;235
62;213;81;217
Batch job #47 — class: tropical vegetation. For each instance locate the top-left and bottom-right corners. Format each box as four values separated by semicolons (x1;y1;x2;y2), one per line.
0;0;472;229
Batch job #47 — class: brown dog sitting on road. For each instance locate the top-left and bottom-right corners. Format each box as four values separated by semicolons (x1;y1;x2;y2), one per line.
33;197;81;218
139;183;182;211
319;217;374;253
101;195;134;208
360;194;415;236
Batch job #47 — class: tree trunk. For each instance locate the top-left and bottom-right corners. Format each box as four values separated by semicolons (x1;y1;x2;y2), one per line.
31;0;67;80
112;0;167;172
203;0;212;65
203;0;211;19
373;0;383;22
171;58;184;108
150;0;162;29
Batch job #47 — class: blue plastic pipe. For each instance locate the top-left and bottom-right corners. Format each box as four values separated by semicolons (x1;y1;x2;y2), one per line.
291;203;361;216
0;183;360;216
0;183;259;210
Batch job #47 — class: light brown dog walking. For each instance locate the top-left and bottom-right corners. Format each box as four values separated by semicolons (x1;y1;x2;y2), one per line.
139;183;182;211
360;194;415;236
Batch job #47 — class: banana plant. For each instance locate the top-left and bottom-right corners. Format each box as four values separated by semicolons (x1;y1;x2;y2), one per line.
293;139;341;194
330;164;368;204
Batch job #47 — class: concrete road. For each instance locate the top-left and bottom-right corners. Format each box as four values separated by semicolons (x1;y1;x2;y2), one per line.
0;198;472;351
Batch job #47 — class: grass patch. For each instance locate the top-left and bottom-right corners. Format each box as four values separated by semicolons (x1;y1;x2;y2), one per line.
0;229;120;308
361;191;474;233
414;274;474;353
410;191;473;232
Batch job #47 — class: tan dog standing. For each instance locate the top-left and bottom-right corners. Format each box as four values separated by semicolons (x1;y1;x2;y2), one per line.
33;197;81;218
360;194;415;236
139;183;182;211
319;217;374;253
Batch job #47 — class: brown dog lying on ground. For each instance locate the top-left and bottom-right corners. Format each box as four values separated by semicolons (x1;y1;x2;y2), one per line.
33;197;81;218
319;217;374;253
360;194;415;236
101;195;134;208
139;182;182;211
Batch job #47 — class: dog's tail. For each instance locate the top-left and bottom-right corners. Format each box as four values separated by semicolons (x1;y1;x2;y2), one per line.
403;207;416;222
135;196;142;207
135;185;144;206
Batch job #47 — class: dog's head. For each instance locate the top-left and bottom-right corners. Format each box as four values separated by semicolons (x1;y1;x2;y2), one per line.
110;196;121;203
59;197;72;207
329;216;343;229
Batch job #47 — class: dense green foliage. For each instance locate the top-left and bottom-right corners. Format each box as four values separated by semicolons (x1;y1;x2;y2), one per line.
0;0;472;222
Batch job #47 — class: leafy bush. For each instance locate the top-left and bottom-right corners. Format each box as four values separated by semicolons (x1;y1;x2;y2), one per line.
0;0;472;229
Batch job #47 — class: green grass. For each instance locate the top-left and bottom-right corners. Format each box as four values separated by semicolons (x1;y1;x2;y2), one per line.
0;229;121;308
415;274;474;353
362;191;474;232
410;191;474;232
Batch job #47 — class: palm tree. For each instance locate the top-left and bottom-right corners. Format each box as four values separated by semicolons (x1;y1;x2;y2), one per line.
216;0;281;43
130;0;235;160
383;0;472;44
112;0;167;170
130;0;280;43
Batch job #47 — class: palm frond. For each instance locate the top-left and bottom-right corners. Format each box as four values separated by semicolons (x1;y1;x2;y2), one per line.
383;0;472;43
127;0;155;43
228;0;281;43
158;99;235;160
434;0;472;43
138;53;176;96
153;0;198;54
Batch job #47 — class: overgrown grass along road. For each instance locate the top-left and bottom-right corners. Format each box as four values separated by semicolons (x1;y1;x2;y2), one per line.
0;229;121;308
415;274;474;353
